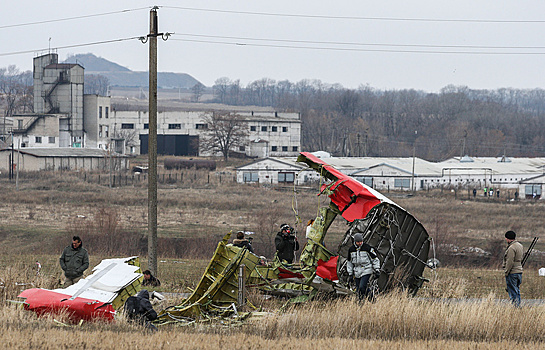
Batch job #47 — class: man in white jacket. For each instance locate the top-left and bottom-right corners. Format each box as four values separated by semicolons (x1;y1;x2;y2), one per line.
347;233;381;300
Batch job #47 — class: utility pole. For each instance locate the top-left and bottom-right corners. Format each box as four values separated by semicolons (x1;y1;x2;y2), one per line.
140;7;170;276
148;7;159;277
412;130;417;193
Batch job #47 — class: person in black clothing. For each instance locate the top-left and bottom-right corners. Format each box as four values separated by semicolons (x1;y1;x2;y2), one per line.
233;231;255;253
142;270;161;287
124;289;158;331
275;224;299;264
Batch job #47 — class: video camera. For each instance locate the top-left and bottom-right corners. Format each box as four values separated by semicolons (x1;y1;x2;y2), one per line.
281;224;296;237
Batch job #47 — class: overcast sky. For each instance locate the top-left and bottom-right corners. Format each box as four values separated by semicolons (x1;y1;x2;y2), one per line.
2;1;545;92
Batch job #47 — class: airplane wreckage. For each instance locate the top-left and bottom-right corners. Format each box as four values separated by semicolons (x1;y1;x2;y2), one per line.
18;152;431;323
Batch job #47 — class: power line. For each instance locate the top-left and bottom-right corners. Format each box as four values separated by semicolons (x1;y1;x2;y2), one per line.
170;37;545;55
172;33;545;50
163;6;545;24
0;37;141;57
0;7;150;30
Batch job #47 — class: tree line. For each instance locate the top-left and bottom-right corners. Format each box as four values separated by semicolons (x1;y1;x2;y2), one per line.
212;77;545;160
3;61;545;160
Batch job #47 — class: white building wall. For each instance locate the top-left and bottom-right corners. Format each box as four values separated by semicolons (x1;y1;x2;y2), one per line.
110;110;301;157
84;95;112;150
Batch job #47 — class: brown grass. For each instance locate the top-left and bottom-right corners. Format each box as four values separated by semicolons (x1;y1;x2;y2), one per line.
2;293;545;349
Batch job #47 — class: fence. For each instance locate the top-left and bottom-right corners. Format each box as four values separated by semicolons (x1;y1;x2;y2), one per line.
78;170;236;188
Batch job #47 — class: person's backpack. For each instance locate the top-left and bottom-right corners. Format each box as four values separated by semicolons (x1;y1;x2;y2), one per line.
124;296;142;320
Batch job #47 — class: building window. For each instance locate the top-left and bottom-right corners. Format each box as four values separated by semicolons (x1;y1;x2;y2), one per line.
278;172;295;183
105;107;109;119
196;123;208;130
144;123;149;129
354;176;373;187
243;172;259;183
525;185;542;197
169;124;181;129
99;106;102;119
49;137;55;143
292;146;298;152
121;123;134;129
282;126;288;132
282;146;288;152
18;120;23;129
239;146;246;152
272;126;278;132
261;126;267;132
271;146;277;151
99;125;102;138
35;136;42;143
250;126;256;131
394;179;410;188
105;126;109;137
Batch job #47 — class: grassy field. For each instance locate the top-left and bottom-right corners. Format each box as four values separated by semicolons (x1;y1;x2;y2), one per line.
1;171;545;348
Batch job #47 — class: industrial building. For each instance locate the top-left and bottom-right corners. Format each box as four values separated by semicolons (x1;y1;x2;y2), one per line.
236;153;545;199
110;110;301;157
0;148;128;172
4;53;301;162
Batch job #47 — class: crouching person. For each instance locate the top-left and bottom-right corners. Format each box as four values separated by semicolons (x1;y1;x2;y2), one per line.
124;289;158;331
347;233;380;301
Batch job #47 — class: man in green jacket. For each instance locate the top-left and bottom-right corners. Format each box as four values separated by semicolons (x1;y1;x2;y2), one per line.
59;236;89;287
503;230;523;307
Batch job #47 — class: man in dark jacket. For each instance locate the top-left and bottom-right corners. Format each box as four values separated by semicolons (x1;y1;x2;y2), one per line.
503;230;523;307
142;270;161;287
233;231;254;253
59;236;89;287
275;224;299;264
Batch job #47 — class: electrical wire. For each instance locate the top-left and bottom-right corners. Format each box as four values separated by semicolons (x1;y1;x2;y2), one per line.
0;7;150;30
171;33;545;50
162;6;545;24
0;37;142;57
169;37;545;55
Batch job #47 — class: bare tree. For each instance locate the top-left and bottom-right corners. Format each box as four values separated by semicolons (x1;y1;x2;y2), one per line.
84;74;110;96
191;82;205;102
114;129;139;150
213;77;231;104
0;66;33;116
199;111;248;160
1;66;33;140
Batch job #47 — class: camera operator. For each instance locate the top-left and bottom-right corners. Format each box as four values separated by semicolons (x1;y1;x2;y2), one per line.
275;224;299;264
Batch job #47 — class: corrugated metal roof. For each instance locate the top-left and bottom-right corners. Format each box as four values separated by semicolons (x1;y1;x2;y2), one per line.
0;148;126;158
255;155;545;177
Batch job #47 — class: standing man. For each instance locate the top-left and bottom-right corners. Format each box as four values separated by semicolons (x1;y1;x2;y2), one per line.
347;233;381;301
59;236;89;287
275;224;299;264
503;230;523;307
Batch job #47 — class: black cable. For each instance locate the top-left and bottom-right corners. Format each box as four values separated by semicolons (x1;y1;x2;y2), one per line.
169;37;545;55
0;37;141;57
172;32;545;50
0;7;150;30
162;6;545;24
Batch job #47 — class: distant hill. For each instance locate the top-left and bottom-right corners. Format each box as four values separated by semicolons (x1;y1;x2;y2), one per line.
64;53;131;72
64;53;202;89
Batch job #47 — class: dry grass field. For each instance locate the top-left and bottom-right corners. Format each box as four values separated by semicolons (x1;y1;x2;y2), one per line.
1;170;545;348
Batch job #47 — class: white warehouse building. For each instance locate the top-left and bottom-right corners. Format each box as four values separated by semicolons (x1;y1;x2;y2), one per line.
236;153;545;199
